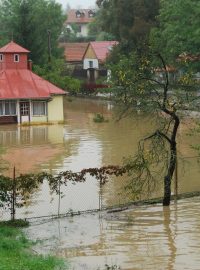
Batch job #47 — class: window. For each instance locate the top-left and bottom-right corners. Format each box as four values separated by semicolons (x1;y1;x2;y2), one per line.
88;10;95;17
20;102;29;116
0;54;3;62
5;102;10;115
76;11;81;18
0;101;3;115
10;101;17;115
89;61;93;68
32;101;46;116
14;54;20;62
5;101;17;115
0;101;16;116
77;25;82;33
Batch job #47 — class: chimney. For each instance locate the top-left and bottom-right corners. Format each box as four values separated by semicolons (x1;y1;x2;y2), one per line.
28;59;33;70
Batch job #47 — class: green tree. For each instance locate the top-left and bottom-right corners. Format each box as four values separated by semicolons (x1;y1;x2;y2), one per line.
109;51;198;206
33;58;81;94
150;0;200;69
0;0;66;64
95;0;160;53
88;11;116;41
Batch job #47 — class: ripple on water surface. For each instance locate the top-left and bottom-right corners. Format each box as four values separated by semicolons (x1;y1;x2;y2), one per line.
25;197;200;270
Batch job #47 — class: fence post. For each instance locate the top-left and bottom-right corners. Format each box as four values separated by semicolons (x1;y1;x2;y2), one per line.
11;166;16;221
99;179;103;211
58;178;61;217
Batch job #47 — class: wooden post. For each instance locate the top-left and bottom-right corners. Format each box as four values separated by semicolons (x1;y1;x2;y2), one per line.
99;179;103;211
58;178;61;217
11;167;16;221
47;30;52;63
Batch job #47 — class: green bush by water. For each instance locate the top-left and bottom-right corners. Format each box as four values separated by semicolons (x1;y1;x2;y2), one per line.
0;219;29;227
93;113;108;123
0;225;66;270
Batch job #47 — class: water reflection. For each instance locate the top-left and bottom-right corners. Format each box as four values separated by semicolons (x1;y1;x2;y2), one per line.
25;197;200;270
163;206;177;270
0;97;200;219
0;124;73;176
1;97;200;268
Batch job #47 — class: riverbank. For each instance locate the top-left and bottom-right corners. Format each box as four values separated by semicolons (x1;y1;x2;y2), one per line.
0;224;66;270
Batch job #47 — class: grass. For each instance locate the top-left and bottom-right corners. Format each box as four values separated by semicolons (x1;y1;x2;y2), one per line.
0;225;66;270
0;219;29;228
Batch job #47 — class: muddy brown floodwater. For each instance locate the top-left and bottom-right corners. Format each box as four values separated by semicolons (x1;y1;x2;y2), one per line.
0;97;200;269
0;97;200;219
25;197;200;270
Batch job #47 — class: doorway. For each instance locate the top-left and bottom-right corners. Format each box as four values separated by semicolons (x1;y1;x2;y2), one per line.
20;101;30;123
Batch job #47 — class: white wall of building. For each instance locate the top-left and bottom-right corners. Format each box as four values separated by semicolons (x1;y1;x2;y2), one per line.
79;24;89;37
66;23;89;37
83;59;99;69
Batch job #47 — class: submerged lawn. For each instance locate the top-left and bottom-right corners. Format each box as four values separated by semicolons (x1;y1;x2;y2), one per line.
0;225;66;270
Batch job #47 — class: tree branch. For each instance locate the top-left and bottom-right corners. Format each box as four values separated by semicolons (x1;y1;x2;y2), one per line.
142;130;171;144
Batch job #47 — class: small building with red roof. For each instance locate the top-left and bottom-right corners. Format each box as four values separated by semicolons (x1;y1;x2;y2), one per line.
0;41;66;124
60;42;88;64
82;41;118;82
59;42;88;80
65;9;96;37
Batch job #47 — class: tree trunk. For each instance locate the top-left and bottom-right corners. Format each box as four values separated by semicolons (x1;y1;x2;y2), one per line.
163;143;177;206
163;175;171;206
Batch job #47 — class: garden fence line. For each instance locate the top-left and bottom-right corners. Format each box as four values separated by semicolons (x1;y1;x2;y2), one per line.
0;155;200;222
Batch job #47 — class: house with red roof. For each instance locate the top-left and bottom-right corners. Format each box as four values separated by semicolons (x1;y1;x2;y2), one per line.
65;9;95;37
0;41;66;124
82;41;118;82
60;42;88;64
59;42;88;79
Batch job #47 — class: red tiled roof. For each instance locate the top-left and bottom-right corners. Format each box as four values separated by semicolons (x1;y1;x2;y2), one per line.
0;41;30;53
60;42;88;62
89;41;118;62
66;9;95;24
0;69;65;100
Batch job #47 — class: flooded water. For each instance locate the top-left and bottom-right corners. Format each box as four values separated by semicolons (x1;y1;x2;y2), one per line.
25;196;200;270
1;97;200;269
0;97;200;219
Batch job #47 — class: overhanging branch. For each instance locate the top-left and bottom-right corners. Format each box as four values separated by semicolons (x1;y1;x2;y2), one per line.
142;130;172;144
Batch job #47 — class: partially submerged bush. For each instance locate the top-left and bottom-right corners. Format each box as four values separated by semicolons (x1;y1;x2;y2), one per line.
93;113;108;123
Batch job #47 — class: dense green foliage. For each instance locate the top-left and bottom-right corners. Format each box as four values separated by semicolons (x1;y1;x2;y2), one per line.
0;226;65;270
33;58;81;94
151;0;200;66
88;11;116;41
96;0;200;73
0;0;66;65
95;0;159;53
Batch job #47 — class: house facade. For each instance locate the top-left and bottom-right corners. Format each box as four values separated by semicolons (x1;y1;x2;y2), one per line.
65;9;95;37
82;41;118;82
0;41;66;125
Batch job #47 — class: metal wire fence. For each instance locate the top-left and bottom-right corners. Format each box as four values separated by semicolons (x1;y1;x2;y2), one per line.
0;156;200;222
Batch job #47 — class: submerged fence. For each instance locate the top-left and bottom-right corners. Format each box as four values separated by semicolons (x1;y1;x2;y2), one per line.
0;156;200;222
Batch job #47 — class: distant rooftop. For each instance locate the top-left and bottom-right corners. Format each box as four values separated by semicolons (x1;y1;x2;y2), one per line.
88;41;119;63
60;42;88;62
0;41;30;53
66;9;96;24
